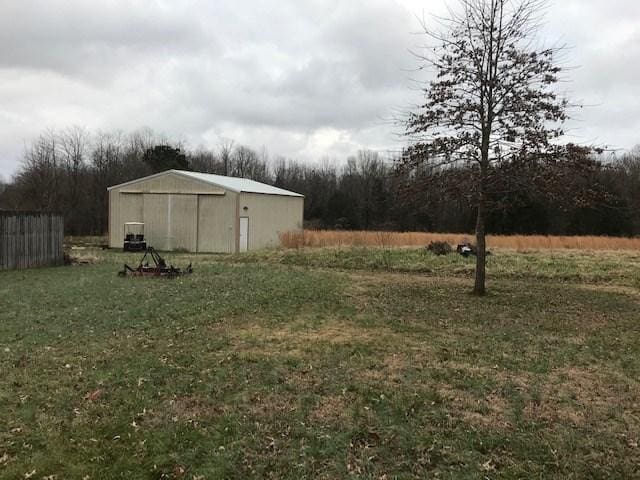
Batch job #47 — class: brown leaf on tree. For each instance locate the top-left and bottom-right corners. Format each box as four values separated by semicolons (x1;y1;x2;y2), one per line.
401;0;582;295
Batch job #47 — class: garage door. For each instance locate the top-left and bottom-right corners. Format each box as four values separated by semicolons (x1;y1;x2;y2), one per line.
143;194;197;251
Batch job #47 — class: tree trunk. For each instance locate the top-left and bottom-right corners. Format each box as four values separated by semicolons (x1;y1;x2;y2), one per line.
474;152;489;295
473;193;487;295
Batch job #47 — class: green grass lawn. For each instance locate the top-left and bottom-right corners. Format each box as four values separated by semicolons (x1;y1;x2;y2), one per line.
1;246;640;479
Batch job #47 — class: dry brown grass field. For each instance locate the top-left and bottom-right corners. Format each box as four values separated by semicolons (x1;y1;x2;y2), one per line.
280;229;640;251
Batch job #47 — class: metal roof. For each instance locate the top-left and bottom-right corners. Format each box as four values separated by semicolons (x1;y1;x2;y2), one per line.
108;170;303;197
176;171;303;197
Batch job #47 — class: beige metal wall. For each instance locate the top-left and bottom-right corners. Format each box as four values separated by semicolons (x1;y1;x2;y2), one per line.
141;194;169;249
109;171;302;252
170;195;198;251
197;193;237;253
239;193;304;250
142;194;198;251
109;192;143;247
110;191;235;252
109;172;238;252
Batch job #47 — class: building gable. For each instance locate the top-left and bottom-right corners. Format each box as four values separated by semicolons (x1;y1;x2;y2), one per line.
112;171;226;195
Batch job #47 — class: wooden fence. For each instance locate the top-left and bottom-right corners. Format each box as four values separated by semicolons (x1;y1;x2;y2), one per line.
0;211;64;270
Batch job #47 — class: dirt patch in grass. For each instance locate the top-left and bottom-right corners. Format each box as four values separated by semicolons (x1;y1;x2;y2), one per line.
66;252;101;265
358;353;412;383
284;367;323;390
436;364;640;431
309;394;350;424
143;396;225;428
347;271;469;290
229;319;405;356
247;393;298;418
543;334;587;346
170;396;224;421
459;394;513;430
231;310;640;436
577;284;640;298
345;271;470;310
524;366;640;427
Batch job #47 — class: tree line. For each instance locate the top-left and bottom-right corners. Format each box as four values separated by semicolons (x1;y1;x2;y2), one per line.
0;127;638;237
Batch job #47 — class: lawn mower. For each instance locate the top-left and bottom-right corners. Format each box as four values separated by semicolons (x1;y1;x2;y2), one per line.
118;247;193;278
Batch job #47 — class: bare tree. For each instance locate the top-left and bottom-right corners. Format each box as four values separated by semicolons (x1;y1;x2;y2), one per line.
19;130;60;211
231;145;269;181
59;126;89;233
403;0;572;295
218;138;235;176
189;148;220;173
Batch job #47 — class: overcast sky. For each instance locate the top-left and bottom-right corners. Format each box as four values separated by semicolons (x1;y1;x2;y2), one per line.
1;0;638;177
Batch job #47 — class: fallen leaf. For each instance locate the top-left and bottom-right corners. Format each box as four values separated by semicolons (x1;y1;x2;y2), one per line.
480;459;495;472
173;465;186;477
84;389;104;402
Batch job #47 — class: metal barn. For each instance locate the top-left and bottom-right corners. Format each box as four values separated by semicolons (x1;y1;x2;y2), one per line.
108;170;304;253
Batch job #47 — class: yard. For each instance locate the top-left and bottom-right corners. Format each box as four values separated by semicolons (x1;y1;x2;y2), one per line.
1;245;640;478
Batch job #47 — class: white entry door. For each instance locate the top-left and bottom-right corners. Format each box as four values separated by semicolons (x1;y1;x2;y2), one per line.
239;217;249;252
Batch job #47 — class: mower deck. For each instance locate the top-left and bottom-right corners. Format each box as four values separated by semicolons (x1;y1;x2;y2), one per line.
118;247;193;278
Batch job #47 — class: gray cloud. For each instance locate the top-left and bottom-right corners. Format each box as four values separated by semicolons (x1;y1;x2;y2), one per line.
0;1;211;83
543;0;640;148
0;0;638;176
